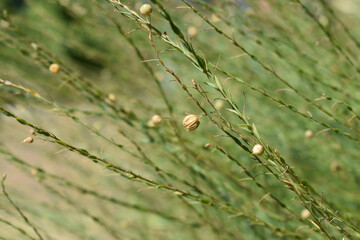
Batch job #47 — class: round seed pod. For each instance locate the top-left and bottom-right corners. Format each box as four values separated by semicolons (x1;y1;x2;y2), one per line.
49;63;60;74
108;93;116;102
140;4;152;16
151;115;162;126
182;114;200;131
301;209;311;219
187;26;198;36
252;144;264;156
305;130;314;138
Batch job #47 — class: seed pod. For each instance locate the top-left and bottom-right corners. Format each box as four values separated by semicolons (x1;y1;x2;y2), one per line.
151;115;162;126
182;114;200;131
301;209;311;219
108;93;116;102
304;130;313;138
204;143;211;148
188;26;198;36
140;4;152;16
23;137;34;144
49;63;60;74
30;129;35;135
252;144;264;156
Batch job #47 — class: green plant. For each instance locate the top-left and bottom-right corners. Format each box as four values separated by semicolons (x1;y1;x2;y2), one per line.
0;0;359;239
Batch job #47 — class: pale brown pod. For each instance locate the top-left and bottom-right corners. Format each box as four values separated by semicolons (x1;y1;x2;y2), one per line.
140;4;152;16
49;63;60;74
305;130;314;138
151;115;162;126
182;114;200;131
252;144;264;156
23;137;34;144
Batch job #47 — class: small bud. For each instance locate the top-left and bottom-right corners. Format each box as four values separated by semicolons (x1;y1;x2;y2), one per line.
191;79;197;88
49;63;60;74
151;115;162;126
182;114;200;131
140;4;152;16
23;137;34;144
301;209;311;219
204;143;211;148
252;144;264;156
305;130;314;138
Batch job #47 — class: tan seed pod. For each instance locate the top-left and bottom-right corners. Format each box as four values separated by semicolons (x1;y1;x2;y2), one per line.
23;137;34;144
151;115;162;126
49;63;60;74
140;4;152;16
252;144;264;156
204;143;211;148
301;209;311;219
215;100;224;109
187;26;198;36
182;114;200;131
108;93;116;102
305;130;314;138
30;129;35;135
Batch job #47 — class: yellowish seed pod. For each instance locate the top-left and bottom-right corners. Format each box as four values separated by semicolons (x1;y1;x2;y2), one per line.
182;114;200;131
305;130;314;138
49;63;60;74
151;115;162;126
252;144;264;156
187;26;198;36
108;93;116;102
140;4;152;16
23;137;34;144
301;209;311;219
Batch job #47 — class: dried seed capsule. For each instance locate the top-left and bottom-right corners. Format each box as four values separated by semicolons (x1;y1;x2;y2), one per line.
204;143;211;148
49;63;60;74
304;130;314;138
252;144;264;156
187;26;198;36
108;93;116;102
182;114;200;131
151;115;162;126
23;137;34;144
140;4;152;16
301;209;311;219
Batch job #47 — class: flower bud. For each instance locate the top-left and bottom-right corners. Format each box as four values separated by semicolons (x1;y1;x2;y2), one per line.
140;4;152;16
49;63;60;74
252;144;264;156
182;114;200;131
